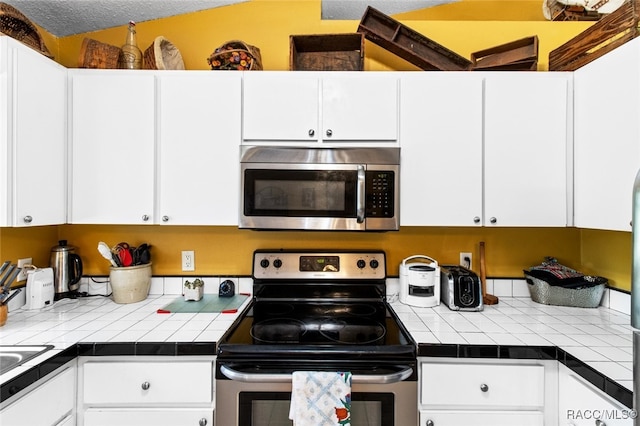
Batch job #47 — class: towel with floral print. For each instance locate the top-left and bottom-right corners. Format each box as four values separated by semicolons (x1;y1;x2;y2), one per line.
289;371;352;426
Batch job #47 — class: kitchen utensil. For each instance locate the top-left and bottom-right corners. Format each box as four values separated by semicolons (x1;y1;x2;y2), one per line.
0;260;10;276
479;241;498;305
0;264;18;294
132;243;151;265
50;240;83;300
98;242;118;267
1;288;21;306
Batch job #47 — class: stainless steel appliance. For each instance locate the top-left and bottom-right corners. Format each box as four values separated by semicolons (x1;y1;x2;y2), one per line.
215;250;418;426
50;240;83;300
631;170;640;424
399;255;440;308
440;265;483;311
240;146;400;231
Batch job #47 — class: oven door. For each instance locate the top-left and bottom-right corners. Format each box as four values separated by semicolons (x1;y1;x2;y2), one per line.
215;364;417;426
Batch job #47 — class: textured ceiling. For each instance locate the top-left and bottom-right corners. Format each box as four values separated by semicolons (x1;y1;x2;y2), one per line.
3;0;454;37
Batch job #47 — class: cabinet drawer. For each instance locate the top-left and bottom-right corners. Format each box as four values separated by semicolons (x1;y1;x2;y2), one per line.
420;410;544;426
420;363;544;408
2;366;75;425
83;361;212;405
84;408;213;425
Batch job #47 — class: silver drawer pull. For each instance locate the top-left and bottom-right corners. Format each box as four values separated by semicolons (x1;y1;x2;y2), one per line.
220;365;412;384
141;381;150;390
199;418;208;426
426;420;434;426
23;215;33;223
480;383;489;392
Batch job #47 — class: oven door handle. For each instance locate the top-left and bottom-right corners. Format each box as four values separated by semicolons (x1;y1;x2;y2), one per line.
220;365;413;384
356;165;365;224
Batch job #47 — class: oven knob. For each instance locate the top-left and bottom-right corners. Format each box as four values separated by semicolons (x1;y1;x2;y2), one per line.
273;259;283;268
260;259;270;268
369;259;379;269
357;259;366;269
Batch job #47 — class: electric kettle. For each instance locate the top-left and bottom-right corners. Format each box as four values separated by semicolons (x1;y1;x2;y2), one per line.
50;240;83;300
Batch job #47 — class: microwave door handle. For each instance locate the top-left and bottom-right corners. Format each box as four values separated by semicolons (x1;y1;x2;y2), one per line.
357;165;365;224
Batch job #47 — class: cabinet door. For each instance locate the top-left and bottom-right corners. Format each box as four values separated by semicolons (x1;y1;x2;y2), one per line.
484;72;570;227
558;364;632;425
1;365;76;426
84;409;212;426
400;73;483;226
242;72;319;142
158;72;241;225
70;70;155;224
574;39;640;232
421;410;544;426
12;43;67;227
322;73;397;142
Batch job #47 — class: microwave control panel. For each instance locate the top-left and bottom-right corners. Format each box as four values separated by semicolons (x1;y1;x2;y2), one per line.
365;171;394;218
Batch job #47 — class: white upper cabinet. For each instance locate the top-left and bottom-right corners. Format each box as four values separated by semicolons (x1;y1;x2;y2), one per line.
242;71;398;144
400;72;484;227
0;37;67;227
483;72;571;227
157;71;241;225
401;72;571;227
70;70;156;225
574;39;640;232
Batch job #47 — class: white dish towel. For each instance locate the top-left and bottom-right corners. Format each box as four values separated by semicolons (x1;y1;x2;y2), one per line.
289;371;352;426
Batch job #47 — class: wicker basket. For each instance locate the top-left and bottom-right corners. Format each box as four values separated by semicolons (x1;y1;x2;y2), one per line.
78;38;121;69
0;2;51;57
143;36;185;70
207;40;262;70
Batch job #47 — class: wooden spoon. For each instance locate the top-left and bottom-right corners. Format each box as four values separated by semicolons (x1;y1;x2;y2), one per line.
480;241;499;305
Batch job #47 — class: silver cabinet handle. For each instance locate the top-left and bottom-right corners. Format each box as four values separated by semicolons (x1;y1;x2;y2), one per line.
480;383;489;392
356;165;365;224
326;129;333;137
595;420;606;426
473;216;480;224
162;215;169;222
141;381;150;390
426;420;434;426
199;419;207;426
220;365;413;384
308;129;315;137
23;215;32;223
489;217;497;224
142;215;150;222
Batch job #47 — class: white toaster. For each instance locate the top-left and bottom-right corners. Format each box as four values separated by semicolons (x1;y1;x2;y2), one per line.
23;267;55;310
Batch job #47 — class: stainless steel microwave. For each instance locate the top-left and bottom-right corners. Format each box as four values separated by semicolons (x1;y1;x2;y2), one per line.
240;146;400;231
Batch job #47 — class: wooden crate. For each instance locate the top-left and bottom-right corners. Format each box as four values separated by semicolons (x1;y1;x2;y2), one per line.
549;1;638;71
471;36;538;71
357;6;472;71
290;33;364;71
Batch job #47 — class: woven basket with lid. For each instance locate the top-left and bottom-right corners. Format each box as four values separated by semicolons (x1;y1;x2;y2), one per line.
0;2;51;57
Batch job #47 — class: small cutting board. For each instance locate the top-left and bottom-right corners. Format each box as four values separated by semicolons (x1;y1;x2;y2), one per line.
157;294;249;314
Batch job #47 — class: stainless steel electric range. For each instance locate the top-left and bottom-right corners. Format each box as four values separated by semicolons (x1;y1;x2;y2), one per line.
215;250;418;426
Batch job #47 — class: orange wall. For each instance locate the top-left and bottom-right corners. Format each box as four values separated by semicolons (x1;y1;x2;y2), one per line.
1;1;628;291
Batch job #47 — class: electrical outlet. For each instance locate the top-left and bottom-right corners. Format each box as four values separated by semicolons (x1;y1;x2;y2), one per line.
182;250;195;272
16;257;32;281
459;252;472;269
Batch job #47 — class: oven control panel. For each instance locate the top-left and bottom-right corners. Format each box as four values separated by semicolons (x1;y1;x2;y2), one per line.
253;251;386;280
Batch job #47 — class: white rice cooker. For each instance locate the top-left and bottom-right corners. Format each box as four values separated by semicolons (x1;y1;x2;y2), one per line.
399;255;440;308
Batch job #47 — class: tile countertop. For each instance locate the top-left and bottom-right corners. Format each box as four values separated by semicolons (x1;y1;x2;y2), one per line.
0;293;634;405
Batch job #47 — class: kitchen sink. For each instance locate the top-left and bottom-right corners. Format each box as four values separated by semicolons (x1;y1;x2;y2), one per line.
0;345;53;375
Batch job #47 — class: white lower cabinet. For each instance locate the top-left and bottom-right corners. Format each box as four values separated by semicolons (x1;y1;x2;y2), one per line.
77;357;215;426
0;362;76;426
419;358;556;426
558;364;632;426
